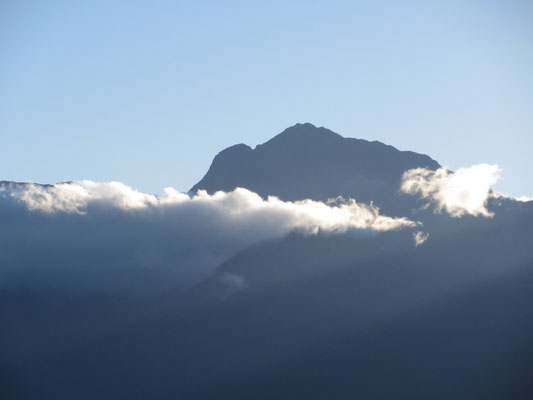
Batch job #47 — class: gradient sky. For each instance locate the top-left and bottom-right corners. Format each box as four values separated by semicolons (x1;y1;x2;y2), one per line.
1;0;532;197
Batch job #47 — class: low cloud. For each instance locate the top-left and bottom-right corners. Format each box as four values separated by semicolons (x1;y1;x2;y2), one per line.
401;164;501;217
4;180;160;213
514;196;533;202
492;192;533;203
0;181;416;294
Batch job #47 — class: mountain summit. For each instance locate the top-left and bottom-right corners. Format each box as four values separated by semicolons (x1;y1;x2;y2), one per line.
191;123;440;215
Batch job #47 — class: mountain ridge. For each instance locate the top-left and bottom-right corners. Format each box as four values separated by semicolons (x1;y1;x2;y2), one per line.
191;123;441;216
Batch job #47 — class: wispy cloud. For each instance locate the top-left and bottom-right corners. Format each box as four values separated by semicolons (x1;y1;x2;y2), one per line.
413;231;429;246
401;164;501;217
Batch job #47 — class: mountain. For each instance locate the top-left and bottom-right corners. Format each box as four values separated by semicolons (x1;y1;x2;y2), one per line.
191;123;440;216
11;200;533;400
2;124;533;399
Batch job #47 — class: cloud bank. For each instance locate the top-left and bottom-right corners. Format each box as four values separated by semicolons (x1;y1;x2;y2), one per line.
401;164;501;217
3;181;416;232
0;181;416;294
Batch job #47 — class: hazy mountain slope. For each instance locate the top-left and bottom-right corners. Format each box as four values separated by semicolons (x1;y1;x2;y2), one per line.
191;123;440;215
10;201;533;399
194;266;533;400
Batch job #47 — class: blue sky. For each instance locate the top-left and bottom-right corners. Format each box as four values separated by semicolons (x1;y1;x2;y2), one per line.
1;0;532;197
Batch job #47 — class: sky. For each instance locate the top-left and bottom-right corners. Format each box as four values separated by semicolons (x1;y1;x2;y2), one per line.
1;0;532;197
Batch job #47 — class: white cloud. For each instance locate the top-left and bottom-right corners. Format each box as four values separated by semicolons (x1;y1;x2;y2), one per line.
514;196;533;202
3;180;161;213
4;181;416;232
492;192;533;203
413;231;429;247
401;164;501;217
0;181;417;294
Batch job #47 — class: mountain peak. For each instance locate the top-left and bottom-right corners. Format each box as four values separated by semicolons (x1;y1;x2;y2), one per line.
190;124;440;215
282;122;325;132
260;123;342;148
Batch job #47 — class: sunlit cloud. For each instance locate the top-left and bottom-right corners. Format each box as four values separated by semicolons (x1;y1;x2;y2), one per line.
2;180;161;213
492;192;533;203
3;181;416;232
0;181;417;294
514;196;533;202
401;164;501;217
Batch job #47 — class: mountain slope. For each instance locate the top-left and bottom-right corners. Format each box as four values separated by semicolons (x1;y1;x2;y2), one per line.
191;123;440;216
14;202;533;400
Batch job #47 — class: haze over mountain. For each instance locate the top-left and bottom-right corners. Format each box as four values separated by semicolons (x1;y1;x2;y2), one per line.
1;124;532;399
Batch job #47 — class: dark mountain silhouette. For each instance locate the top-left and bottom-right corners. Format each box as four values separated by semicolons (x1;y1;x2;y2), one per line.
191;123;440;215
2;124;533;399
